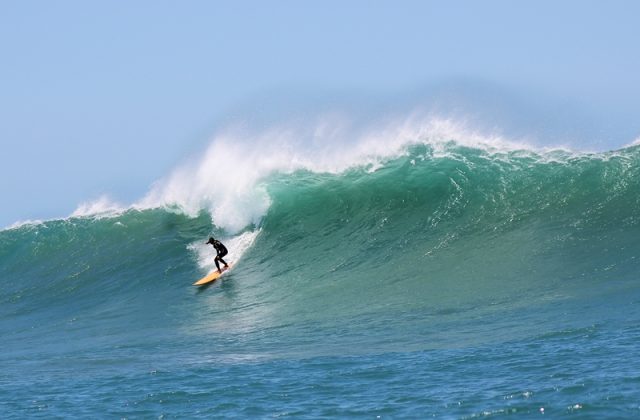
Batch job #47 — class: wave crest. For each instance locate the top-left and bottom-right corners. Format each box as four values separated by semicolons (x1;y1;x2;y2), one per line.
136;115;539;232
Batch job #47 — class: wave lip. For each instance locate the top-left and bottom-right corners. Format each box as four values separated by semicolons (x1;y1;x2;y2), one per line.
11;114;637;234
134;116;548;233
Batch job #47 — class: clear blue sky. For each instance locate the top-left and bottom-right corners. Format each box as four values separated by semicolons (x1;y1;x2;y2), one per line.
1;0;639;226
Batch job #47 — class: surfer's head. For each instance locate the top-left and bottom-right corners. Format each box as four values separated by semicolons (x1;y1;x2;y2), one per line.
206;237;215;245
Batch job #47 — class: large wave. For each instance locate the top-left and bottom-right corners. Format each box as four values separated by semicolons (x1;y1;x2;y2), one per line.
2;124;639;354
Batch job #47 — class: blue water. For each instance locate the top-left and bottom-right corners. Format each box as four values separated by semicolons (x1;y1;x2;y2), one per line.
2;142;640;418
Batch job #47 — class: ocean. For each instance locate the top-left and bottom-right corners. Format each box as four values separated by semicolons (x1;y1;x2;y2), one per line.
2;133;640;418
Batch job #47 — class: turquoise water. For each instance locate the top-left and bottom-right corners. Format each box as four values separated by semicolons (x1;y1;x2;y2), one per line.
2;142;640;417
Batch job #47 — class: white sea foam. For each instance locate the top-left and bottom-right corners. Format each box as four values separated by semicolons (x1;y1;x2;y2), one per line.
627;136;640;147
71;195;126;219
136;114;541;233
4;219;45;231
2;196;125;232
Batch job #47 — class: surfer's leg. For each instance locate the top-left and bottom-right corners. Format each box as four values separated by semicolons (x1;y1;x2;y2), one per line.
219;250;229;268
219;257;229;268
214;256;221;272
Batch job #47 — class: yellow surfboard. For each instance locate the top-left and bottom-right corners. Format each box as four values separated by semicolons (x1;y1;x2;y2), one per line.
193;263;233;286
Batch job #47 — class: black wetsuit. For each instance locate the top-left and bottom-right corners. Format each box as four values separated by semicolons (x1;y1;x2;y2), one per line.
211;240;229;271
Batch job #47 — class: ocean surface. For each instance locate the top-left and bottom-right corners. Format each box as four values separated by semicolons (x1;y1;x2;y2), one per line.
2;137;640;418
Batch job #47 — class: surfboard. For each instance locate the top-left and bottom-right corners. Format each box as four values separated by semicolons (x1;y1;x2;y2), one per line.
193;263;233;286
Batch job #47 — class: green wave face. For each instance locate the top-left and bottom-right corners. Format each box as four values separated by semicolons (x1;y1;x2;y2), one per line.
242;144;640;348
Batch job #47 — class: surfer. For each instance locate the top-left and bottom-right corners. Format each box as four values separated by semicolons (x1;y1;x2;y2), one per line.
206;237;230;273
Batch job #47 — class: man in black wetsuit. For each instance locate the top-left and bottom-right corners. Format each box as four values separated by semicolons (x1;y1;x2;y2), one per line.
206;237;230;273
